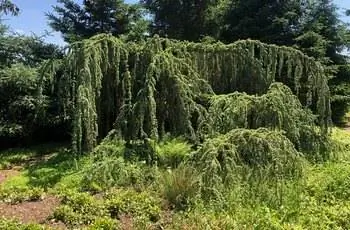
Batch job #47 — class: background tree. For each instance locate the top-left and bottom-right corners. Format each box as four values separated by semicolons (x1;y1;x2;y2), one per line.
142;0;219;41
0;20;66;149
47;0;147;43
220;0;306;45
0;0;19;16
295;0;350;124
0;33;63;67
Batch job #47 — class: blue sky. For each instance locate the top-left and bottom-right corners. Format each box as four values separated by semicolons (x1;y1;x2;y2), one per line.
3;0;136;45
2;0;350;46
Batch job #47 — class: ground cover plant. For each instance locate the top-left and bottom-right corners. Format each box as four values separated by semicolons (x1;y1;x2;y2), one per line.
0;129;349;229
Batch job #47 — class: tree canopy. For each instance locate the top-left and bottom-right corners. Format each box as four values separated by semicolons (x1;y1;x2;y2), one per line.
221;0;306;45
142;0;217;41
0;0;19;16
47;0;147;43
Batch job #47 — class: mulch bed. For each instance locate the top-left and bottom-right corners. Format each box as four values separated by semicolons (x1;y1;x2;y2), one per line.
0;153;68;229
119;214;134;230
0;196;62;226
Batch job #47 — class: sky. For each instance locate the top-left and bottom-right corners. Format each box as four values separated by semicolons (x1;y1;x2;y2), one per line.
2;0;350;46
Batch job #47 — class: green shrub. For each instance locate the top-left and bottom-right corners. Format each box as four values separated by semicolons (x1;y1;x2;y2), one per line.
306;162;350;201
298;198;350;229
82;156;130;191
160;165;201;210
0;65;39;140
193;128;304;184
53;191;106;226
53;205;81;226
205;83;329;158
156;138;192;168
0;187;44;204
0;63;67;147
0;218;45;230
91;139;125;157
83;140;161;191
168;210;239;230
82;156;160;192
104;189;161;222
330;127;350;160
88;217;120;230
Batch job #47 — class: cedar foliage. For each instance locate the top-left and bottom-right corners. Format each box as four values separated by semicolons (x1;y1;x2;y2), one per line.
41;34;331;154
192;128;304;190
206;83;329;157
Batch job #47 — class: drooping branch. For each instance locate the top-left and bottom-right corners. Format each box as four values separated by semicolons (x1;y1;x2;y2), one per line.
39;34;331;154
205;83;329;158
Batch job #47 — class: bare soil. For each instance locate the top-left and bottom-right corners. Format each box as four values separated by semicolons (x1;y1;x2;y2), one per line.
0;196;61;224
119;214;134;230
0;169;20;184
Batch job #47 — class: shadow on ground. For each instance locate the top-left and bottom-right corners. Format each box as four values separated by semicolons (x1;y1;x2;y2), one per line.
25;149;82;189
0;143;83;189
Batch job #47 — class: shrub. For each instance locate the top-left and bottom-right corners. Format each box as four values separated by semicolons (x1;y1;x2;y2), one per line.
0;187;44;204
88;217;120;230
82;156;160;192
306;162;350;201
330;127;350;161
82;140;160;191
190;128;305;201
168;210;239;229
0;218;45;230
53;191;106;226
205;83;329;158
156;138;192;168
91;139;125;158
104;189;161;222
0;64;68;148
160;165;201;210
194;128;304;182
0;65;39;142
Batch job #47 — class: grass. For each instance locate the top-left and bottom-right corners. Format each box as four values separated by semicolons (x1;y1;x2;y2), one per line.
0;129;349;229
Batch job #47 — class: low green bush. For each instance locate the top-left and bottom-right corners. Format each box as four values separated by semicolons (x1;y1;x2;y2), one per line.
104;189;161;222
205;83;329;158
87;217;120;230
156;138;192;168
305;162;350;201
82;139;161;191
0;187;44;204
53;191;106;226
0;218;45;230
82;156;160;192
192;128;304;190
330;127;350;160
160;165;200;210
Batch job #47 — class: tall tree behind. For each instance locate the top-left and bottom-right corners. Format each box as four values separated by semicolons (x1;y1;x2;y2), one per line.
220;0;306;45
0;0;19;16
296;0;350;124
0;6;67;148
142;0;219;41
47;0;147;43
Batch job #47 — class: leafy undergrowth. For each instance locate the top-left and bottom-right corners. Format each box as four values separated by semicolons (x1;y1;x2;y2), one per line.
0;131;350;229
0;218;45;230
0;143;66;170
